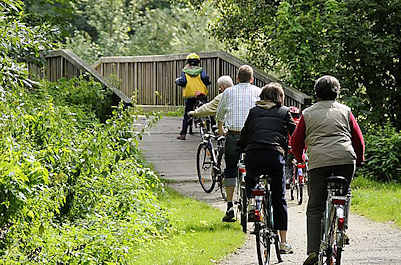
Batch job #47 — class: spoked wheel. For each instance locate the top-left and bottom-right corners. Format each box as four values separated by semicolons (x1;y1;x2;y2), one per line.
240;186;247;233
217;152;226;200
297;182;303;205
255;222;271;265
196;144;216;193
290;176;295;201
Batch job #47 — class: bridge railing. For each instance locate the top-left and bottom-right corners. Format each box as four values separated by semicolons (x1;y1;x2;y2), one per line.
28;49;311;108
28;49;131;103
92;51;311;108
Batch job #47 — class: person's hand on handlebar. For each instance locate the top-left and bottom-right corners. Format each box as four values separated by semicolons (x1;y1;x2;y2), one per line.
188;111;195;117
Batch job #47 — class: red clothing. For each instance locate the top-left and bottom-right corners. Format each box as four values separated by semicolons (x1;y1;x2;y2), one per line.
290;113;365;166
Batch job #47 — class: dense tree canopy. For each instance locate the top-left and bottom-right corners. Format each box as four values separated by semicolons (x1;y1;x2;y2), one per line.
203;0;401;129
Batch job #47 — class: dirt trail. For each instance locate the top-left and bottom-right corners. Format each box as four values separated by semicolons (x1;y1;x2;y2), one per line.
139;116;401;265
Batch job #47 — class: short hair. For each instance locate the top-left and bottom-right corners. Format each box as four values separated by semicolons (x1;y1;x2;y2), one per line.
237;65;253;83
314;75;340;100
260;82;285;105
217;75;234;89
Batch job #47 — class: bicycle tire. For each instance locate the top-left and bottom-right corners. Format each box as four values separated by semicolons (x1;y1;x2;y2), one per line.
297;183;303;205
255;222;270;265
296;168;303;205
274;233;282;263
196;143;216;193
290;176;295;201
240;186;247;233
217;152;226;200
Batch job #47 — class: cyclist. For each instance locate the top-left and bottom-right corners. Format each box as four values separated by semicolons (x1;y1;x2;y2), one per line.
215;65;261;223
290;75;365;265
238;82;297;254
188;75;233;118
285;106;302;186
175;53;211;140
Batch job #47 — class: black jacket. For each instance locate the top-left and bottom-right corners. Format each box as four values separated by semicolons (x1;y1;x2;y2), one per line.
238;105;296;155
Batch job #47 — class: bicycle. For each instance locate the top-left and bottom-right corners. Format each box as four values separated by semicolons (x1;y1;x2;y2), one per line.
318;175;351;265
289;160;307;205
196;132;226;200
249;173;283;265
233;153;248;233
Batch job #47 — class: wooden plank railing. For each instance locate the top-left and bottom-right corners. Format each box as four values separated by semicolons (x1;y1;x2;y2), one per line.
28;49;131;103
92;51;311;108
28;49;311;108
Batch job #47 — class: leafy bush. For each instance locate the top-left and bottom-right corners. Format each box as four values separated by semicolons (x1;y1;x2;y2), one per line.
0;77;169;263
358;123;401;183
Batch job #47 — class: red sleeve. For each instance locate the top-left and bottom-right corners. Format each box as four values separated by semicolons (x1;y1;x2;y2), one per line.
290;115;306;162
349;112;365;166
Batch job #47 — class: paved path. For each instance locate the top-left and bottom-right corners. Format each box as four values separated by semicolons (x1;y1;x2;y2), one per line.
139;116;401;265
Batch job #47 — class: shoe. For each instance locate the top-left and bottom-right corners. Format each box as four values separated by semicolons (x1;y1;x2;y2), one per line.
176;135;186;140
222;208;235;222
303;252;318;265
279;242;294;254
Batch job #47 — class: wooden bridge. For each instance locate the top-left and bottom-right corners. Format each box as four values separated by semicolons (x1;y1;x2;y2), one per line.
28;49;311;110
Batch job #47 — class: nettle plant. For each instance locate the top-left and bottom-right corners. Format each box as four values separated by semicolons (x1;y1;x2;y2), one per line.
0;77;168;263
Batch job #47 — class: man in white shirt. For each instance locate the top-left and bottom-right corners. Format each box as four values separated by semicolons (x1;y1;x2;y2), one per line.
215;65;262;222
188;75;233;117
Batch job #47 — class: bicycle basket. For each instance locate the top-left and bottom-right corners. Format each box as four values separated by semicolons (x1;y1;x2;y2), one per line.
327;176;348;196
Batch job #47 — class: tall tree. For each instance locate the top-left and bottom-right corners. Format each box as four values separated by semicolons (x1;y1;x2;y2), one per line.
206;0;401;129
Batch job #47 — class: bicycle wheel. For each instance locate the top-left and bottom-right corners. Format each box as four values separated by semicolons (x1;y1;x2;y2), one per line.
296;170;303;205
217;152;227;200
240;186;247;233
290;175;295;201
196;143;216;193
256;198;271;265
255;221;270;265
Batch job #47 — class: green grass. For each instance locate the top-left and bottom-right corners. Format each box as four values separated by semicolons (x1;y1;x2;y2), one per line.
161;106;185;117
351;176;401;228
130;188;245;265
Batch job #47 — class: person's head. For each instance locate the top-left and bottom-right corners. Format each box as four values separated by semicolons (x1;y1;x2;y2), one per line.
314;75;340;100
237;65;254;83
186;53;200;66
289;106;301;119
260;82;285;106
216;75;234;93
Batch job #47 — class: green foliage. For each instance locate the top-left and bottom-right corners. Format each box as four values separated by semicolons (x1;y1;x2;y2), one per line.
0;0;56;90
64;0;222;63
357;123;401;183
208;0;401;130
0;77;169;263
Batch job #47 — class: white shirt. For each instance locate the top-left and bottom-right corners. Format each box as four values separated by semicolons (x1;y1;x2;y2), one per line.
215;83;261;131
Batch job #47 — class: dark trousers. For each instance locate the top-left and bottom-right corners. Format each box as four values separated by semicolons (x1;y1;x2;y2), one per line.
180;97;198;136
306;164;355;254
180;95;207;136
223;133;241;187
245;149;288;231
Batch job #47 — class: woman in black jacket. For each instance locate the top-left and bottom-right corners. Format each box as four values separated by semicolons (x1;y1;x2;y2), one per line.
238;82;296;254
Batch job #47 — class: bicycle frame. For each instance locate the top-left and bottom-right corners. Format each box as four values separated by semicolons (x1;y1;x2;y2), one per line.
252;175;282;264
318;177;351;265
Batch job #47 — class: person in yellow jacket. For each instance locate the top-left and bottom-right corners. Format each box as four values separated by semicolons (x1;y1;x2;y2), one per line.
175;53;211;140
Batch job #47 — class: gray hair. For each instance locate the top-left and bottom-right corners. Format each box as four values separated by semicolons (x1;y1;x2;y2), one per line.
217;75;234;89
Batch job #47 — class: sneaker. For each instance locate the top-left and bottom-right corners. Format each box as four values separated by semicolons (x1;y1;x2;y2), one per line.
176;135;186;140
279;242;294;254
222;208;235;222
303;252;318;265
